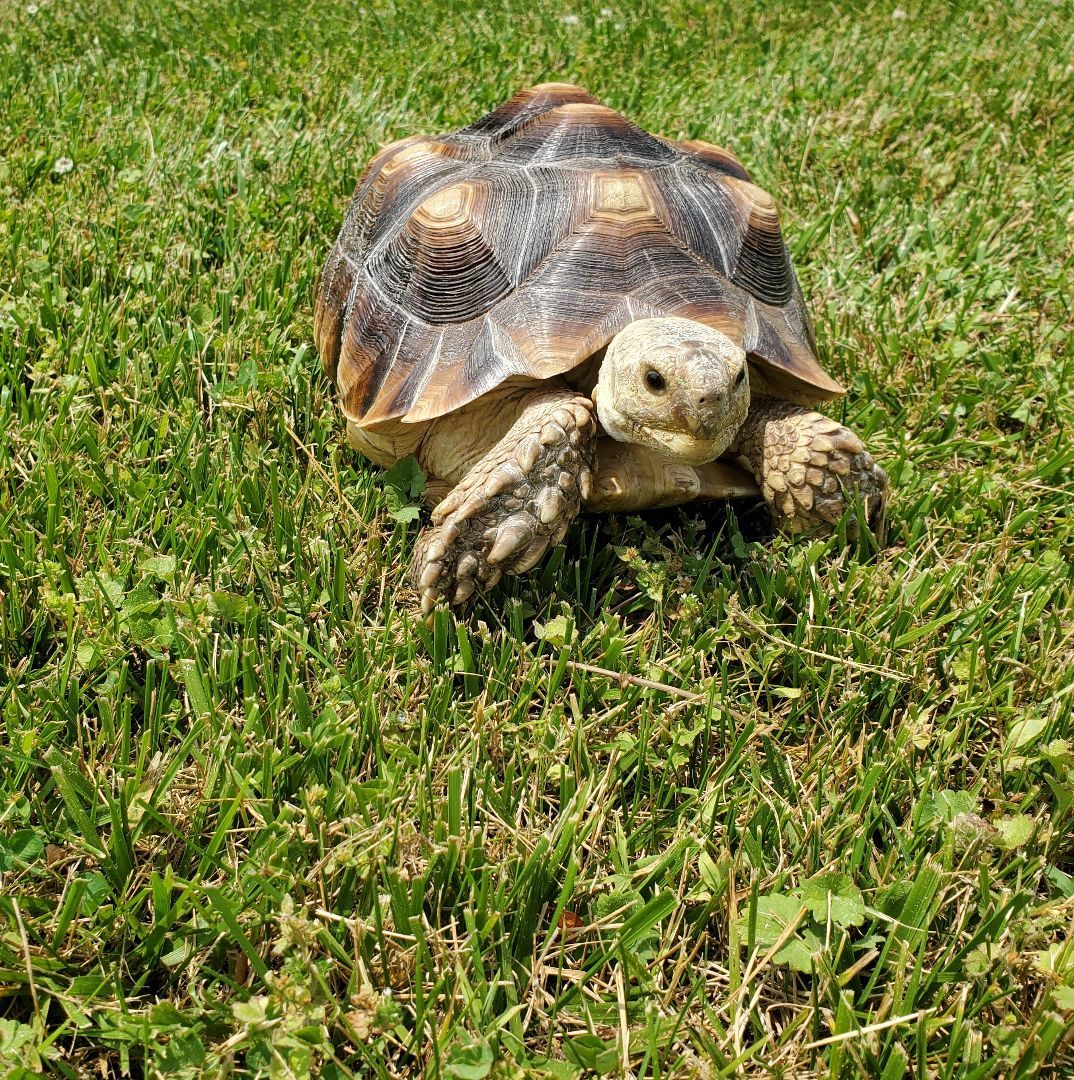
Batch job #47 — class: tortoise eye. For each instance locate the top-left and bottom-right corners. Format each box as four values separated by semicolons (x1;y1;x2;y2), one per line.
734;367;746;387
645;369;666;392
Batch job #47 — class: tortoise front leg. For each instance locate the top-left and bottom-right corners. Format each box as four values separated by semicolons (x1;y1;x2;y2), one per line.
730;396;889;536
586;439;758;513
412;390;596;613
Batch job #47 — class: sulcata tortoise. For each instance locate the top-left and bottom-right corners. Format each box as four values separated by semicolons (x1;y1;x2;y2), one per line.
315;83;888;613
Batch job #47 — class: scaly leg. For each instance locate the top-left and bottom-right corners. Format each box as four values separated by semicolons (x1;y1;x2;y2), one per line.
412;390;596;612
730;396;889;535
586;439;758;512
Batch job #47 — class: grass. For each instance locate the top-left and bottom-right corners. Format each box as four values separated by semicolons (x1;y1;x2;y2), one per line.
1;0;1073;1074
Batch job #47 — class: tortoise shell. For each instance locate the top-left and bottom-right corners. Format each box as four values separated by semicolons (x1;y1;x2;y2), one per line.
315;83;842;429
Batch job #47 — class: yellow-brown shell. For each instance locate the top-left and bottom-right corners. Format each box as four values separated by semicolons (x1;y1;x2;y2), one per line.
315;83;842;428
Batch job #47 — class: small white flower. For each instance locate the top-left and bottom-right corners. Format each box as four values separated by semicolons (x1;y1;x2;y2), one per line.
892;7;908;18
600;6;614;14
53;156;74;175
561;13;580;25
26;2;39;13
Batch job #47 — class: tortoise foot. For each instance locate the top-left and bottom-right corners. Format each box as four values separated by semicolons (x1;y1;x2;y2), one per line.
734;398;889;539
412;391;596;613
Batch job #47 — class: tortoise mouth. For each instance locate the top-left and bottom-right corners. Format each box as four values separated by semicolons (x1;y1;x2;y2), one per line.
594;390;740;466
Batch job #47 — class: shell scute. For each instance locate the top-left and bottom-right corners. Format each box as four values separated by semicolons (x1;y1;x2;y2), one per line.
664;137;754;182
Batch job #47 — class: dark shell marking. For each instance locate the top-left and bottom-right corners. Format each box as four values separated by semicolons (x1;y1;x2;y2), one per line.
315;82;842;428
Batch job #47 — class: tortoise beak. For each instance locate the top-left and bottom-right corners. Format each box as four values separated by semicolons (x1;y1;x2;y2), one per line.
671;393;716;438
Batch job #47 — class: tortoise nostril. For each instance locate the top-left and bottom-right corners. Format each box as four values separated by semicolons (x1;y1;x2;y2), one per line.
698;396;706;404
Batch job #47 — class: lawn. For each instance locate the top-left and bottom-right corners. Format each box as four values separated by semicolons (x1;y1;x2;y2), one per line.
1;0;1073;1075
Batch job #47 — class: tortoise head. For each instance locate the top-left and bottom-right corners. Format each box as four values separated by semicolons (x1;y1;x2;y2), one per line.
593;317;750;465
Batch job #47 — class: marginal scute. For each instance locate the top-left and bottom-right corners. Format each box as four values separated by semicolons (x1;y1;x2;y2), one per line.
314;83;844;427
494;102;676;167
458;82;601;142
379;139;448;178
724;174;778;212
669;137;754;182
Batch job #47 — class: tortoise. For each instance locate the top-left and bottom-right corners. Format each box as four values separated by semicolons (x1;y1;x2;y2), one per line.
314;83;888;613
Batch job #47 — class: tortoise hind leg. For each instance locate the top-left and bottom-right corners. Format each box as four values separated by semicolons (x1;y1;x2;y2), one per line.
413;390;596;613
